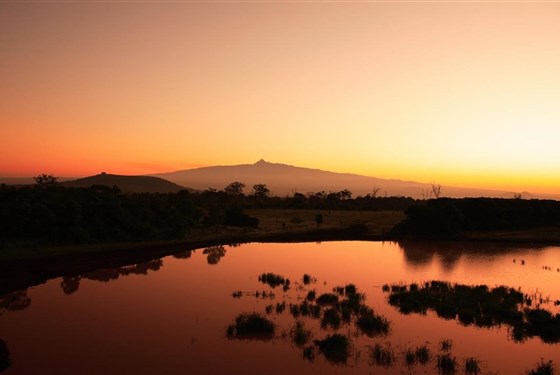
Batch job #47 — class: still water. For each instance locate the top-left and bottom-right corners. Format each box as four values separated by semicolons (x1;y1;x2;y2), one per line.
1;241;559;374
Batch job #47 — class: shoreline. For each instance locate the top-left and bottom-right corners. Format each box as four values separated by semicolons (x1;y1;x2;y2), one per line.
1;225;560;296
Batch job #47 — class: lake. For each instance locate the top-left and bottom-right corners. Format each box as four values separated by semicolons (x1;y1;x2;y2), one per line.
1;241;559;374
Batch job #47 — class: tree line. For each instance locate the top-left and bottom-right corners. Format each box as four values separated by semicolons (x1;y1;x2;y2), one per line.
0;178;414;246
394;197;560;236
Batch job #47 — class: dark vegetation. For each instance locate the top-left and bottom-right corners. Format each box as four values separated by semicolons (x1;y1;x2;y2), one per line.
395;197;560;237
371;343;395;367
258;273;290;289
385;281;560;343
315;334;350;364
228;274;391;365
0;179;412;247
0;339;9;372
226;313;275;340
3;176;560;249
526;359;555;375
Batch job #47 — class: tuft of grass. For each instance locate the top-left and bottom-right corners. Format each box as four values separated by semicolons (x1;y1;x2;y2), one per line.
303;346;315;361
306;290;316;302
403;347;416;367
275;301;286;314
258;272;289;289
315;334;351;364
292;321;312;347
465;357;481;374
415;344;431;364
437;353;457;374
439;339;453;352
371;343;395;367
303;274;314;285
226;312;275;340
357;308;390;336
344;284;357;295
321;308;341;329
526;359;555;375
316;293;339;305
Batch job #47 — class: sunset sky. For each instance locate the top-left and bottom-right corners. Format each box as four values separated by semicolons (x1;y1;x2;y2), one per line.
1;1;559;194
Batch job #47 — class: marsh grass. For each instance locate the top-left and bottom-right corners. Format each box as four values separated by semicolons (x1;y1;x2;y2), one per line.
371;343;395;367
465;357;481;374
292;321;312;347
384;281;560;343
226;313;275;340
439;339;453;352
303;346;315;361
415;344;431;364
526;359;555;375
258;273;289;289
315;334;351;364
316;293;339;305
437;353;457;374
403;348;416;367
321;308;341;329
356;308;390;336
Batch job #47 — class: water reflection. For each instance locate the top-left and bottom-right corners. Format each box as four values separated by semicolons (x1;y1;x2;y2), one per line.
385;281;560;344
227;273;391;365
398;240;548;271
172;249;195;259
203;245;226;265
0;289;31;315
1;241;559;374
60;259;163;295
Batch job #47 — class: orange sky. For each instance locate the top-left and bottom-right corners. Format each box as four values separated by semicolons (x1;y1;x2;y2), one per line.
1;2;559;194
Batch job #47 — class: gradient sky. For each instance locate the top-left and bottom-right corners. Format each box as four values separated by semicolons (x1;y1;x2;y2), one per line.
1;1;559;193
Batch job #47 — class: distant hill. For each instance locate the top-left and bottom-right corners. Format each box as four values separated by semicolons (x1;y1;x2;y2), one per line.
61;173;194;194
154;159;557;199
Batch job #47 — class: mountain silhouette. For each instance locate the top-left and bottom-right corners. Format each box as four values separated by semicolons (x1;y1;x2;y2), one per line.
61;173;194;194
153;160;553;199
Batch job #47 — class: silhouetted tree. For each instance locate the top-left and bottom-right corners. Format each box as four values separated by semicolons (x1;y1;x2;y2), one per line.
431;183;442;199
224;181;245;196
252;184;270;198
203;245;226;265
33;174;58;186
339;189;352;200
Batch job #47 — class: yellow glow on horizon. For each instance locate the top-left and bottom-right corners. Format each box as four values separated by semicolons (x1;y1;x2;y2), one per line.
1;2;559;194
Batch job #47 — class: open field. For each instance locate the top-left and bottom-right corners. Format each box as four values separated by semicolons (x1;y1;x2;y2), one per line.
246;209;404;236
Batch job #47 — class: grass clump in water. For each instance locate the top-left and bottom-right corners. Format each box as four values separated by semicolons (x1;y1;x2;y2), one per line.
258;272;290;289
357;307;390;336
303;274;315;285
321;308;341;329
415;344;431;364
436;353;457;374
306;290;316;302
226;312;275;340
303;346;315;361
292;321;311;347
371;343;395;367
439;338;453;352
315;334;351;364
526;359;555;375
316;293;339;305
403;347;416;367
465;357;481;374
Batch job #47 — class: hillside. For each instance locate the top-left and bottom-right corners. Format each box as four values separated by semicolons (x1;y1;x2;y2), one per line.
61;173;193;194
154;160;552;199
